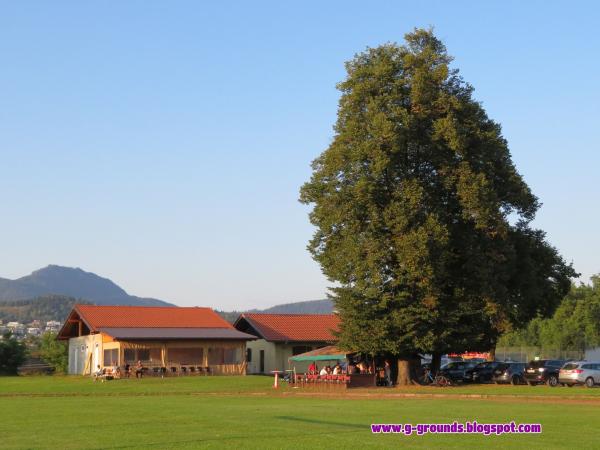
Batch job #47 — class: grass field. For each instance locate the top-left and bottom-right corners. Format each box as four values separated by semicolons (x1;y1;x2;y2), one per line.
1;376;599;449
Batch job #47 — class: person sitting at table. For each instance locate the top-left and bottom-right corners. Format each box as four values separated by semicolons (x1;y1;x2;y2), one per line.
347;362;356;374
357;361;367;374
93;365;104;381
135;360;144;379
333;363;342;375
308;362;318;374
319;366;328;376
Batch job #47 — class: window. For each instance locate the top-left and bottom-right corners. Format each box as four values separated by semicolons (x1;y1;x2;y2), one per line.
208;348;224;365
246;348;252;362
168;348;204;365
224;348;240;364
149;348;162;363
124;348;153;363
103;349;118;366
124;349;136;363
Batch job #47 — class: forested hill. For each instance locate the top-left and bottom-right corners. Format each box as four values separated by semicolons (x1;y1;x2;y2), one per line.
257;299;333;314
216;299;334;323
0;295;88;323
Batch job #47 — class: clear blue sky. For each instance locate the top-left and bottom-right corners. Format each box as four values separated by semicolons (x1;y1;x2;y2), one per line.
1;1;598;310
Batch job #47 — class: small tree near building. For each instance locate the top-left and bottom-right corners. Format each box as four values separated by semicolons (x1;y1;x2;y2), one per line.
39;332;68;373
0;333;27;375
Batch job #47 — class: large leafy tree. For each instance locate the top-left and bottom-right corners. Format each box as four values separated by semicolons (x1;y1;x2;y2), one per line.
300;28;575;383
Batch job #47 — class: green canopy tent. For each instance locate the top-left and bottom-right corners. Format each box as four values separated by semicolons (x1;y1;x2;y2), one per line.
289;345;377;388
289;345;352;362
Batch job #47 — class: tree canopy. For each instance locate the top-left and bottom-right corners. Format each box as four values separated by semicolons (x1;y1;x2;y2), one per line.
499;276;600;352
0;333;27;375
300;28;575;382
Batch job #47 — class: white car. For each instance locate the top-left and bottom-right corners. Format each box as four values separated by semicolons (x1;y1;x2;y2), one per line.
559;361;600;387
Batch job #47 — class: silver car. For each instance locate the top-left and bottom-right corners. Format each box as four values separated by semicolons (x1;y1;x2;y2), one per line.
559;361;600;387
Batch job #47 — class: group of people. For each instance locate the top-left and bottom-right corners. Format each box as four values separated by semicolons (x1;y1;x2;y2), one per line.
307;360;372;376
93;361;145;381
305;359;393;386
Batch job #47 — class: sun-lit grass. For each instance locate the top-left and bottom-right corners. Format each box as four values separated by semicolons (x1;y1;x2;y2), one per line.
1;376;599;449
0;374;273;395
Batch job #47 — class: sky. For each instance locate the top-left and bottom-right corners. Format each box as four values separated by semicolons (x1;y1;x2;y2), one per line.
0;1;598;310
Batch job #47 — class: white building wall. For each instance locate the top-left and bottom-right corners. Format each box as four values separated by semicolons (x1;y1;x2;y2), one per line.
245;339;277;374
68;334;102;375
245;340;328;374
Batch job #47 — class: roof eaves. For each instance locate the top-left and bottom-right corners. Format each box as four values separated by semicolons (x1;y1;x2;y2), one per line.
237;315;266;340
73;304;97;332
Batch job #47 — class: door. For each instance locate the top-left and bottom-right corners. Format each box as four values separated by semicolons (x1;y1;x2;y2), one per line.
73;347;78;374
260;350;265;373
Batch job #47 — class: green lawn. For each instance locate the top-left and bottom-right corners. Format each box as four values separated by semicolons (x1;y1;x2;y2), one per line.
1;376;598;449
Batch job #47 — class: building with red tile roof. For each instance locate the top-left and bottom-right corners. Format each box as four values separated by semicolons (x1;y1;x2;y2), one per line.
58;304;255;376
234;313;340;374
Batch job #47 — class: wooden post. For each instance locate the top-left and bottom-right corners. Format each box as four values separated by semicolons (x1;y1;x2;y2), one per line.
78;321;82;337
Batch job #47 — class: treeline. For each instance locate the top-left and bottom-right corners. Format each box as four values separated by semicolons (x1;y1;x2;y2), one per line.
498;276;600;351
0;295;89;323
215;299;334;324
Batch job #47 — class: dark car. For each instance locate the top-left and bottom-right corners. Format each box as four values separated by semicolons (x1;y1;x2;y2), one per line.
464;361;504;383
439;361;478;382
523;359;565;387
492;362;527;385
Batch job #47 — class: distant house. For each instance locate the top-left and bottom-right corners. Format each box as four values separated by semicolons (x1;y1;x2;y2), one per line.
58;305;256;375
6;322;25;336
233;313;340;374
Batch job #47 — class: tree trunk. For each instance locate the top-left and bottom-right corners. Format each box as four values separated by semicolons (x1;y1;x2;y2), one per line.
431;351;442;375
396;356;421;386
397;359;411;385
488;345;496;362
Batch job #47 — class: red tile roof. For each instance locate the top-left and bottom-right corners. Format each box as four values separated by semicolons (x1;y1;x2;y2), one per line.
75;304;232;330
236;313;340;342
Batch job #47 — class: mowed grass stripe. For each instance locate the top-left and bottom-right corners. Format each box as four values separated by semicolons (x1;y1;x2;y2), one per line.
2;376;600;398
1;395;598;449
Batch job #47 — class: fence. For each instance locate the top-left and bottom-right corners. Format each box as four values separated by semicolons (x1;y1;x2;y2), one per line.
495;347;584;363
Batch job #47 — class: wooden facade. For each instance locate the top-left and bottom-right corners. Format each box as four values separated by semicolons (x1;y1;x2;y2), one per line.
101;337;247;375
59;304;254;376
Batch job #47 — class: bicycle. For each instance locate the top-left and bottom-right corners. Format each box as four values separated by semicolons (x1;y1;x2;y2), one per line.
419;368;451;387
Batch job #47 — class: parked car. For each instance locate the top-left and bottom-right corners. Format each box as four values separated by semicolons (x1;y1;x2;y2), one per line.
523;359;565;386
464;361;504;383
492;362;527;385
464;358;486;364
559;361;600;388
439;361;478;382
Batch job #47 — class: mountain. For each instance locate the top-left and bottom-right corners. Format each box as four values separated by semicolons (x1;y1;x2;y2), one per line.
216;299;334;323
0;265;172;306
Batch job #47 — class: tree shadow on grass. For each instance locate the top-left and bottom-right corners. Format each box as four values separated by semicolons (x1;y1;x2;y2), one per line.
275;415;365;430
